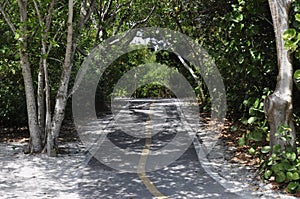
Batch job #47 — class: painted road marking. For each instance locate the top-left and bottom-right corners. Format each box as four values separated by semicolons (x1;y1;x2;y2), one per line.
137;103;169;199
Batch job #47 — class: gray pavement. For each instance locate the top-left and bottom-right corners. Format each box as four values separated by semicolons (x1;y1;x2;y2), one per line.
0;99;296;198
77;145;239;199
76;98;240;198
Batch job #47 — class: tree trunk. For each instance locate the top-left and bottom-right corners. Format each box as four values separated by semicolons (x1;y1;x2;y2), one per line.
33;0;56;153
264;0;296;152
47;0;74;156
18;0;42;153
176;54;206;103
37;62;45;145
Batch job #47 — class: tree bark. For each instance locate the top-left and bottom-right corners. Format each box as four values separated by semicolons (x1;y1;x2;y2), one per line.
34;0;56;153
18;0;42;153
265;0;296;152
47;0;74;156
176;54;206;103
37;61;45;144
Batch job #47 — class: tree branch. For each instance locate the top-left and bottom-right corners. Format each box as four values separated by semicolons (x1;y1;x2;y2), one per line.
47;26;63;54
102;0;113;22
76;47;88;57
109;5;156;45
129;5;156;30
45;0;56;33
0;3;17;34
33;0;43;26
79;0;95;30
172;13;184;33
112;0;134;36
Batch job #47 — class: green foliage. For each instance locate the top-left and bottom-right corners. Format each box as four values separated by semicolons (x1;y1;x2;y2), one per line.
135;83;175;98
295;69;300;89
284;1;300;60
198;0;277;118
97;48;191;104
260;125;300;194
238;89;270;147
0;0;279;126
284;1;300;96
137;0;278;116
0;17;27;126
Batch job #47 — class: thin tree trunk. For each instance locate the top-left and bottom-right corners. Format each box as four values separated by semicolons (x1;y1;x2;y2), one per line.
176;54;206;103
47;0;74;156
264;0;296;152
33;0;56;152
37;61;45;145
47;0;96;156
18;0;42;153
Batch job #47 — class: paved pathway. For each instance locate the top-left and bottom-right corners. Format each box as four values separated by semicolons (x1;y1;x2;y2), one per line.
0;99;296;198
76;99;242;198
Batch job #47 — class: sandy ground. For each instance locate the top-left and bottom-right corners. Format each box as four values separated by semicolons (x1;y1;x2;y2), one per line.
0;142;85;199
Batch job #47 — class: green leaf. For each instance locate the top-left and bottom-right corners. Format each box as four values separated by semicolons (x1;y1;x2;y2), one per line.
286;167;297;173
295;13;300;22
283;29;297;40
295;50;300;61
247;116;257;124
275;171;286;183
287;182;299;193
294;69;300;80
273;144;281;153
284;40;298;51
14;32;20;40
230;125;238;131
253;98;259;108
235;13;243;22
287;172;300;181
249;131;264;141
280;136;287;141
287;172;294;180
282;161;294;171
248;147;255;155
249;107;255;115
240;118;248;125
264;170;272;179
272;163;285;172
243;99;249;106
261;146;271;153
286;152;297;161
238;55;244;64
238;136;246;146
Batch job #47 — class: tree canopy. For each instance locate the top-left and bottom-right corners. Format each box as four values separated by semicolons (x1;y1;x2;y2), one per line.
1;0;300;194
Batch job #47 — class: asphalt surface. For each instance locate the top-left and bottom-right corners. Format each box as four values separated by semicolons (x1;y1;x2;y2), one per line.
1;99;294;198
76;98;240;198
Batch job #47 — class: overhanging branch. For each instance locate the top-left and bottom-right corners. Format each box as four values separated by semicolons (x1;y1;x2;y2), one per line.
0;2;17;34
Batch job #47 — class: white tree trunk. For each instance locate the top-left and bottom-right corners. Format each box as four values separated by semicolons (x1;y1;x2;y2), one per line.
265;0;296;152
37;62;45;144
18;0;42;153
34;0;56;153
47;0;74;156
176;54;205;103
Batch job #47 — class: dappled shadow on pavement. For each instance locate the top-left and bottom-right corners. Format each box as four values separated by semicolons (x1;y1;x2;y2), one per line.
76;145;239;199
1;99;294;198
0;142;238;199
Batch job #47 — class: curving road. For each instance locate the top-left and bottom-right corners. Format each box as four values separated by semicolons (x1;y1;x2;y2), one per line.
77;99;241;199
1;99;291;198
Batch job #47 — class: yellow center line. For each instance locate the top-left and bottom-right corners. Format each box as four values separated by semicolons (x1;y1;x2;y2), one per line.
137;103;169;199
